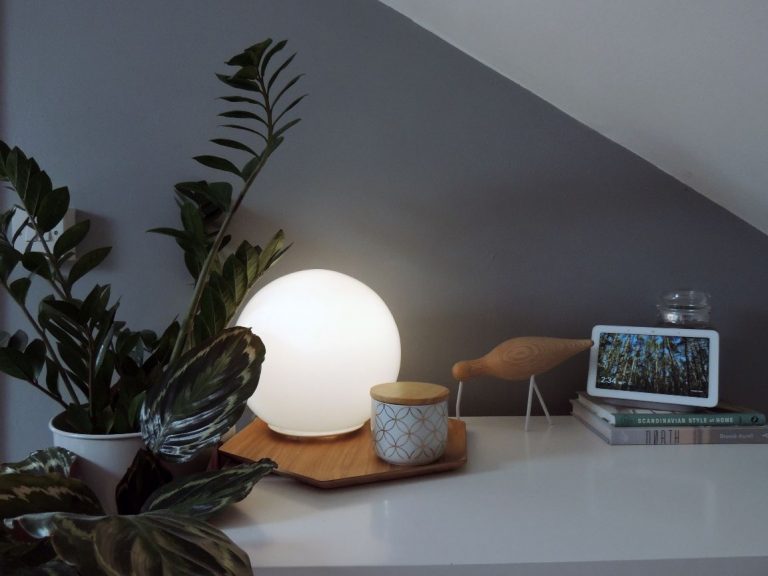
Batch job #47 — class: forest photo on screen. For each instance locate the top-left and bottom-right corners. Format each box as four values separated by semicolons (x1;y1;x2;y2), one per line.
596;333;710;397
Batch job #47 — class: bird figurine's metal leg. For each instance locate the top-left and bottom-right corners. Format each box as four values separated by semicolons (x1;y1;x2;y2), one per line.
524;375;552;432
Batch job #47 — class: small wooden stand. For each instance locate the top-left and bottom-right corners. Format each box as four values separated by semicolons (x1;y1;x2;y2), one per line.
219;417;467;489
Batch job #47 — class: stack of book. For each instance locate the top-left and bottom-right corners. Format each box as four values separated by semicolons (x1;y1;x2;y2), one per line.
571;392;768;445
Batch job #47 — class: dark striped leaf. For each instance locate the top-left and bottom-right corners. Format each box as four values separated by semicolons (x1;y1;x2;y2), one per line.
142;460;276;518
49;512;252;576
140;327;264;463
0;474;103;519
0;448;77;477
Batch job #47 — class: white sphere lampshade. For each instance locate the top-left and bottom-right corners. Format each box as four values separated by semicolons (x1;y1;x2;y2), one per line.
236;269;401;437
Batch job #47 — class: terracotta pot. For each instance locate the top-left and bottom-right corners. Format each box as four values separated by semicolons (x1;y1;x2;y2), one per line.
49;414;144;514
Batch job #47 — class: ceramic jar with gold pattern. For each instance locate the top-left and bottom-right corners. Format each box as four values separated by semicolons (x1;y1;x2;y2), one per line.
370;382;449;466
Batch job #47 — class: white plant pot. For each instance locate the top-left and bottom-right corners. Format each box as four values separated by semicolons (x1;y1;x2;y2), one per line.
49;414;144;514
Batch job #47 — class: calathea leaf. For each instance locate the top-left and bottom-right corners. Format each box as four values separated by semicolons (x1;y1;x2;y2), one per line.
0;474;104;520
0;447;78;477
140;327;265;463
141;459;276;518
46;511;252;576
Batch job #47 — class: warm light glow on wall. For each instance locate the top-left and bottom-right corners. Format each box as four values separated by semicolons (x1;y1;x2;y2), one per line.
237;269;401;437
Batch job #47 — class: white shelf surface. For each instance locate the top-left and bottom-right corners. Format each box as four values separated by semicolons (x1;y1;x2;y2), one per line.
217;416;768;575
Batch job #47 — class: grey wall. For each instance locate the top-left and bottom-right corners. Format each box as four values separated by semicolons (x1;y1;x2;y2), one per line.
2;0;768;461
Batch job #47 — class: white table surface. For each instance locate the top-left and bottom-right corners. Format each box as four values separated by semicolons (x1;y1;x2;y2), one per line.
217;416;768;575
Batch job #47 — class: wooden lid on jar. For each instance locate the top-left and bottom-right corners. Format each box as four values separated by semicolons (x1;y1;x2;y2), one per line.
370;382;450;406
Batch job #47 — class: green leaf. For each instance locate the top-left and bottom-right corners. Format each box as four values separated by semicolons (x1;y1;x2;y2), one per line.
227;38;272;67
267;52;297;92
215;73;262;93
218;95;264;108
44;359;61;398
193;155;241;178
61;404;93;435
53;219;89;260
35;187;70;234
0;448;78;477
140;327;265;463
9;277;31;305
274;117;302;139
0;347;35;381
116;449;173;516
21;251;52;281
141;460;276;518
274;93;307;125
260;39;288;76
220;124;268;142
272;74;304;108
210;138;257;156
218;110;267;126
240;155;263;182
67;246;111;287
48;512;252;576
0;474;103;520
181;202;207;243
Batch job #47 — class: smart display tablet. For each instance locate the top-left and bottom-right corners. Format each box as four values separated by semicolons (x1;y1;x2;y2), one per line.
586;325;719;408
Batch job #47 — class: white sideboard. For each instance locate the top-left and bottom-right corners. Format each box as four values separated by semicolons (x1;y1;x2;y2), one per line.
217;416;768;575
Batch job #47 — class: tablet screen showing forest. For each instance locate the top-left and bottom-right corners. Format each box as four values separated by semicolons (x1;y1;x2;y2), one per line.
596;333;710;397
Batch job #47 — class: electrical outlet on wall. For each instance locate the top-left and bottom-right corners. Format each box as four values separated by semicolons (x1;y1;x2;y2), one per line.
10;208;77;258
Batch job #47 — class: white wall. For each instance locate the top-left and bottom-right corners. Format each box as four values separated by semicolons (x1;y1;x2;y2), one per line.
4;0;768;462
381;0;768;234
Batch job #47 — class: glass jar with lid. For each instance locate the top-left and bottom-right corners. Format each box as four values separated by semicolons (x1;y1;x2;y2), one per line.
657;290;711;328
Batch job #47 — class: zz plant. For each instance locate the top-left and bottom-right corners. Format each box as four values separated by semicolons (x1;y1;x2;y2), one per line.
0;38;304;573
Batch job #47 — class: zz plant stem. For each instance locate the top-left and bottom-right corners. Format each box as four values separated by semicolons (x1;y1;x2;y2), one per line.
167;39;302;367
169;148;274;367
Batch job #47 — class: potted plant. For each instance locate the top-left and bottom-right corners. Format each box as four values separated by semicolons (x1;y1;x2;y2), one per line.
0;38;303;573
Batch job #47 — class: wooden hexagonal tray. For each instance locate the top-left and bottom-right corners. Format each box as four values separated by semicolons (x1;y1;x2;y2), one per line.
219;418;467;488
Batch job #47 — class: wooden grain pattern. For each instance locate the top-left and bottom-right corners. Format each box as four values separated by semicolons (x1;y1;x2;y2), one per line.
219;418;467;488
452;336;593;382
370;381;450;405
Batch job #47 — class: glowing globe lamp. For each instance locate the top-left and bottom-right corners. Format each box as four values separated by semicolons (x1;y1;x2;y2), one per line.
236;269;401;437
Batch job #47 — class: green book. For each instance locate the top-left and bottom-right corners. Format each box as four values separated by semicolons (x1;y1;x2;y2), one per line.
576;392;766;427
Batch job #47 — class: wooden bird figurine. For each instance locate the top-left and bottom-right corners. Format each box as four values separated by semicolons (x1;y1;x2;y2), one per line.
452;336;593;430
452;337;593;382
